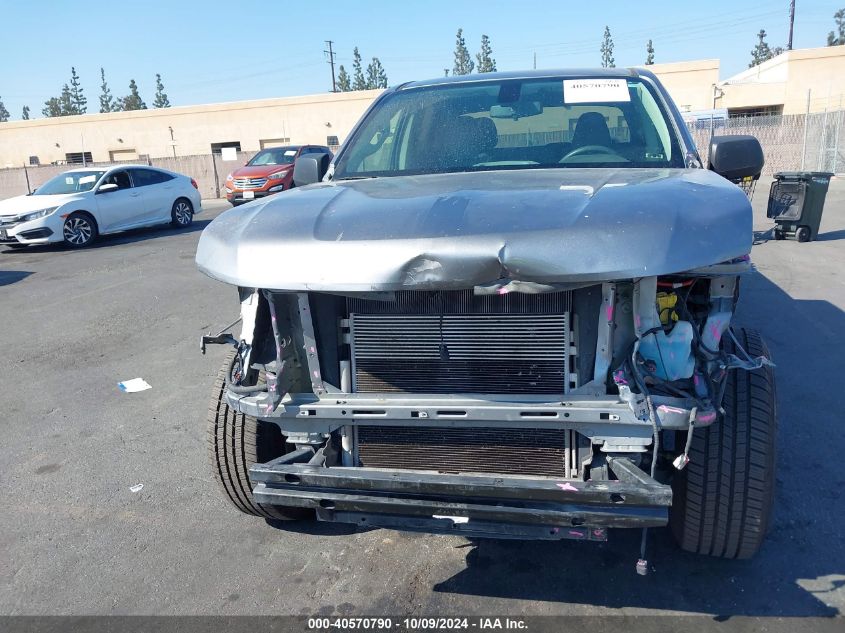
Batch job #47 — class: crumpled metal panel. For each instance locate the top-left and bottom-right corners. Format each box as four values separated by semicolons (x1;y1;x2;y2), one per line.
195;168;752;291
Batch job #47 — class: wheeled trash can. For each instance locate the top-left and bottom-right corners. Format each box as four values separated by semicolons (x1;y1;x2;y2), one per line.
767;171;833;242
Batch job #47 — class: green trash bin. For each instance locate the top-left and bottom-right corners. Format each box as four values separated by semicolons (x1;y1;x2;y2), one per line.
767;171;833;242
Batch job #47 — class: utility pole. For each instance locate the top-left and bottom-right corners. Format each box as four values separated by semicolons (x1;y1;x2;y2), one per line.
533;52;537;70
787;0;796;50
324;40;337;93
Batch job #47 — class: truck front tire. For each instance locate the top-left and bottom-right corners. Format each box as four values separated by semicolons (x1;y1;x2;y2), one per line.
670;328;777;559
207;352;311;521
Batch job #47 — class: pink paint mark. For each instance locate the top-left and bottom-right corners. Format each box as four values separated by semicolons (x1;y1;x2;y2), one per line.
309;346;316;353
569;530;585;538
271;316;276;323
658;404;686;415
694;374;701;386
709;319;722;341
605;304;614;322
697;411;717;423
497;287;509;295
593;529;605;538
556;482;578;492
634;314;642;329
550;527;560;534
313;370;320;378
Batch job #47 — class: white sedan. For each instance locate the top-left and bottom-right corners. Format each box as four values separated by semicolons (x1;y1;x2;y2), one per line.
0;165;202;248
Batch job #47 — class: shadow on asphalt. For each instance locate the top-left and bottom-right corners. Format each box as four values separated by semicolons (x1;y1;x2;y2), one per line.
0;270;33;286
816;228;845;242
425;270;844;617
0;218;211;254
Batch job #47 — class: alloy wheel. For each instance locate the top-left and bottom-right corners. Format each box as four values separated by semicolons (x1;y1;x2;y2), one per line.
63;216;93;245
174;201;192;226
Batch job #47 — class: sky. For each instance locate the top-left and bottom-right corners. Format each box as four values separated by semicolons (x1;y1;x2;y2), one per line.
0;0;838;118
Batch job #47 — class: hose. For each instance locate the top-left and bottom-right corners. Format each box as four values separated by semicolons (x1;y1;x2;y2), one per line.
224;350;267;395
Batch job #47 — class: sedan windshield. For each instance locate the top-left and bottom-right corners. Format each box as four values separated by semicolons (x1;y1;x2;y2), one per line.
333;76;685;179
247;148;299;166
34;170;106;195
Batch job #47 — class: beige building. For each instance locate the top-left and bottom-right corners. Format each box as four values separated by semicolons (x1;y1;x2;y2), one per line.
0;89;383;168
1;45;844;168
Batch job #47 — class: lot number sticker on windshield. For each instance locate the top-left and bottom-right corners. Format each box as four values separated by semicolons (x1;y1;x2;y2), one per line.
78;175;96;185
284;150;297;156
563;79;630;104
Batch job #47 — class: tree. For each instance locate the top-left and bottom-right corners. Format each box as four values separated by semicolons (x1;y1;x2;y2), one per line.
59;84;74;115
153;73;171;108
22;105;30;120
119;79;147;111
444;68;450;76
476;34;496;73
337;65;351;91
828;8;845;45
601;26;615;68
645;39;655;65
749;29;782;67
42;97;61;117
365;57;388;89
0;97;9;122
69;66;87;114
453;28;475;75
99;67;114;113
352;47;366;90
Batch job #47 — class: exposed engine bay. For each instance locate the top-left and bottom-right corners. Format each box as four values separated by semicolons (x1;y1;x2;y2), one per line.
213;259;770;488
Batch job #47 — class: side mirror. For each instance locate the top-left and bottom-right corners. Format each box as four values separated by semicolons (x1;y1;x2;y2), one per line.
293;153;331;187
708;135;764;182
97;183;119;194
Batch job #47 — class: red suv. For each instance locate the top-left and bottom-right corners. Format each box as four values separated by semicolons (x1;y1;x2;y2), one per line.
225;145;333;206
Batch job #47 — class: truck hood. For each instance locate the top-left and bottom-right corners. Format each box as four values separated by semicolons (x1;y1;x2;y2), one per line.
196;168;752;291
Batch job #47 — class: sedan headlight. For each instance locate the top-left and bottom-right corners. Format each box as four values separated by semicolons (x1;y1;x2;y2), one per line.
268;169;290;180
20;207;58;222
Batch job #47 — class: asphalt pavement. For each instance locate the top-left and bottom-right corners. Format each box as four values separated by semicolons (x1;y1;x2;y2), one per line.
1;185;844;618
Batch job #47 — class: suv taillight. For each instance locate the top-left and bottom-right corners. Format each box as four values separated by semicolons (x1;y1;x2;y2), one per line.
190;178;198;190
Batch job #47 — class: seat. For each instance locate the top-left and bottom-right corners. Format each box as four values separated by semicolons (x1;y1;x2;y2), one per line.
571;112;612;148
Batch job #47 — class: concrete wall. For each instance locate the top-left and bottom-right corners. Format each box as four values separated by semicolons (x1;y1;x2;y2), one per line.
720;45;845;115
0;89;383;167
642;59;720;112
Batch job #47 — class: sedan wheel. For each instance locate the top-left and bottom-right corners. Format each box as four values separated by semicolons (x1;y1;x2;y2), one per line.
63;214;96;248
171;199;193;227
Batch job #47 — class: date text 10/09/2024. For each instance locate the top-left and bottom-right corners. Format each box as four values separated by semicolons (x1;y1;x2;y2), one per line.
307;617;529;630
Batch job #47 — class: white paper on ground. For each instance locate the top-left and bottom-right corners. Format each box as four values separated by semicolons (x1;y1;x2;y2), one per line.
432;515;469;524
130;483;144;493
563;78;630;104
118;378;152;393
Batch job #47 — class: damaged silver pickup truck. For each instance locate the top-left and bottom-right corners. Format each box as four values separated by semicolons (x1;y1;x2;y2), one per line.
197;69;775;565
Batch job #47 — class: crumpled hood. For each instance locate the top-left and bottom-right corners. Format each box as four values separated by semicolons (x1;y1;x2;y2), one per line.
196;168;752;291
0;193;82;218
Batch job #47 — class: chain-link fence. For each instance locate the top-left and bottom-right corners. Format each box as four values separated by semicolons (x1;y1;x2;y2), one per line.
1;112;843;200
686;110;845;175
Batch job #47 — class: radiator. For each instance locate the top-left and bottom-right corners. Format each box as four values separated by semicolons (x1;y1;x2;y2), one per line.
356;426;570;477
348;290;573;395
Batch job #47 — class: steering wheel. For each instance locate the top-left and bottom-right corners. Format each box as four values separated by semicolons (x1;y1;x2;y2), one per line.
560;144;626;162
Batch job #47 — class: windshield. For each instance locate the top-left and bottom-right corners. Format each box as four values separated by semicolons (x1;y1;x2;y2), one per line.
34;170;106;195
333;77;685;179
247;147;299;166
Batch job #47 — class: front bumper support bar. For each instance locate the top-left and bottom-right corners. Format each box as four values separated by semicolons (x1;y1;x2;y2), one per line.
250;457;672;539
